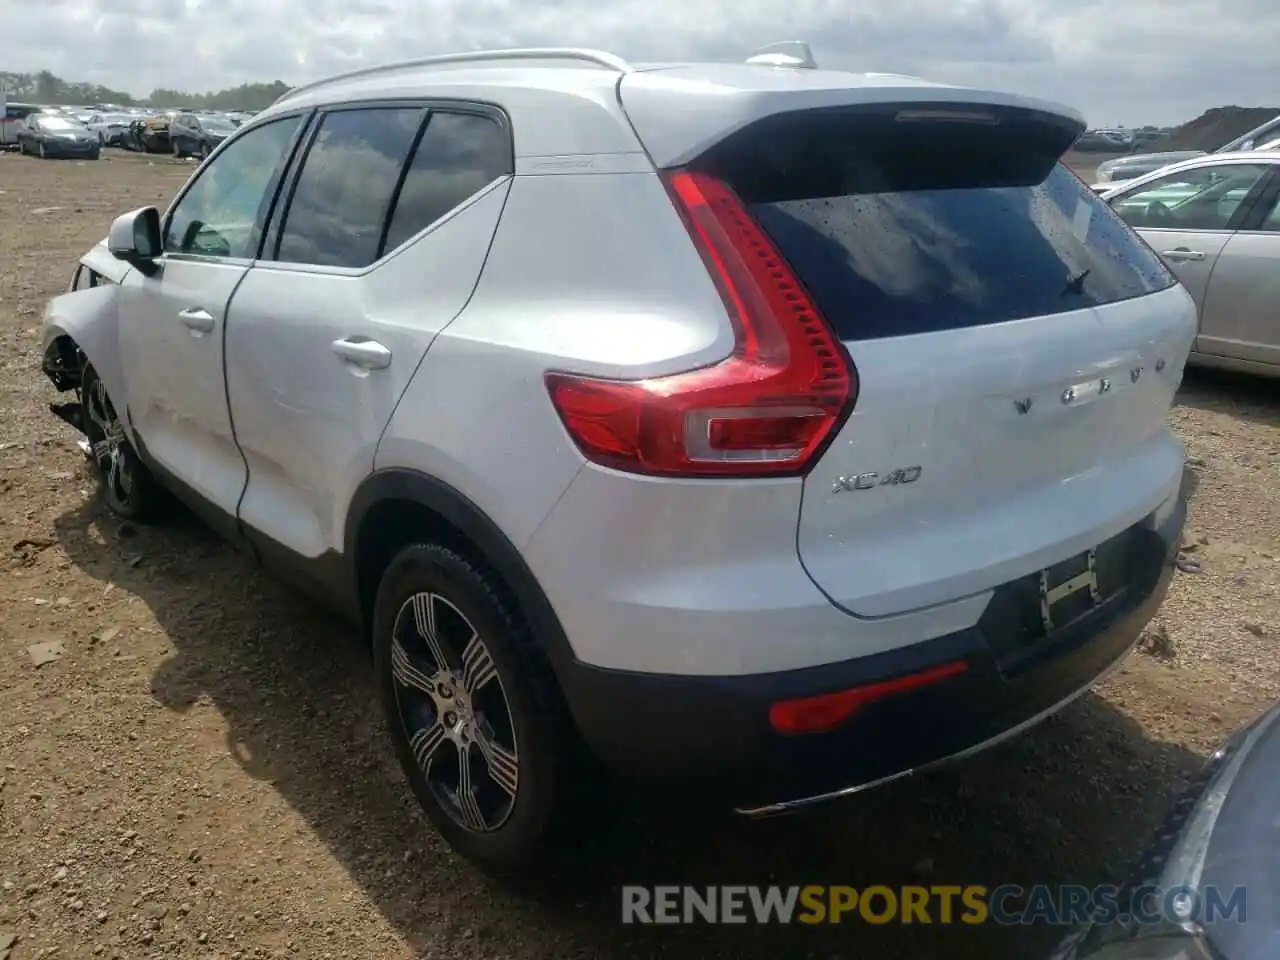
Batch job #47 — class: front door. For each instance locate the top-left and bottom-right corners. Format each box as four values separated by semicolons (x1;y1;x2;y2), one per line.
1198;174;1280;365
117;113;308;530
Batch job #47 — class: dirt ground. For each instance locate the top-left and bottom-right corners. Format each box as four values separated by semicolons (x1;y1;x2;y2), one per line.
1;149;1278;960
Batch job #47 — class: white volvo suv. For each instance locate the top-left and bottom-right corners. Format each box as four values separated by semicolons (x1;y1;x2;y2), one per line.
41;42;1193;871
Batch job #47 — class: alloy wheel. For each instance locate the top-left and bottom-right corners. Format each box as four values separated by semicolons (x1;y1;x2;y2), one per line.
390;591;520;833
83;377;136;513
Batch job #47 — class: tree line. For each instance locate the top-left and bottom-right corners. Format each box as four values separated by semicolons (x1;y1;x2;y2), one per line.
0;70;290;111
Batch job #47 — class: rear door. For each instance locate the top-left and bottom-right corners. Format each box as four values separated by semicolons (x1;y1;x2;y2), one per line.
684;103;1195;617
225;104;513;561
1106;161;1273;318
1195;169;1280;366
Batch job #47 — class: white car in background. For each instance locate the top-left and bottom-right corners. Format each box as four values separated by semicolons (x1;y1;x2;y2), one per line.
86;112;133;146
1102;151;1280;376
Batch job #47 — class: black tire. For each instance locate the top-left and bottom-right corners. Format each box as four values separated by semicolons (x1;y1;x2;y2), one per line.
199;141;210;160
172;138;183;159
372;543;570;874
80;365;163;521
39;142;47;159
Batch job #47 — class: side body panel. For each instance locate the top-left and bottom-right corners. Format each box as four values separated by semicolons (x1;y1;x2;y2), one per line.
227;180;512;558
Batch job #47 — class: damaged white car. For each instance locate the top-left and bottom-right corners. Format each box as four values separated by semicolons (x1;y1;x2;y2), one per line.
41;45;1193;874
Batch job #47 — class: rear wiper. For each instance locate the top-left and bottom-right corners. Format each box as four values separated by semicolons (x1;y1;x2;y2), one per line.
1062;269;1090;296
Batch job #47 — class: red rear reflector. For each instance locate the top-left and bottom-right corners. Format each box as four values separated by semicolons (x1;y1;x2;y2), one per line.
768;660;969;735
544;170;856;478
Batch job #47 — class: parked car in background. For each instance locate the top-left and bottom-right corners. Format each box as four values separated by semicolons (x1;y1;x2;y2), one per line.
1216;113;1280;153
0;101;41;149
1095;113;1280;188
169;112;238;158
17;113;101;159
86;112;133;146
1049;701;1280;960
1095;150;1208;187
1074;129;1133;152
122;113;173;153
41;42;1193;871
1103;151;1280;377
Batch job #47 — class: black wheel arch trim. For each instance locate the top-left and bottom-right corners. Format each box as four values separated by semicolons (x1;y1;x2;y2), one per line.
344;468;577;671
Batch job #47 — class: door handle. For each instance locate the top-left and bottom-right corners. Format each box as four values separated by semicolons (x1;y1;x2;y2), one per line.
178;307;215;332
331;337;392;370
1160;248;1206;262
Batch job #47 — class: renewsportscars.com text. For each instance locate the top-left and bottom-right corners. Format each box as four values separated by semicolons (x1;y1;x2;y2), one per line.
620;884;1246;926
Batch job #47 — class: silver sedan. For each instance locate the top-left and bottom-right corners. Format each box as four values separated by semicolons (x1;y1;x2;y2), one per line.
1102;151;1280;377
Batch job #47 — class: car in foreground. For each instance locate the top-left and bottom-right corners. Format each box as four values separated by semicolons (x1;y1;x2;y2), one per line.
1050;701;1280;960
1102;151;1280;377
17;114;100;159
40;42;1193;871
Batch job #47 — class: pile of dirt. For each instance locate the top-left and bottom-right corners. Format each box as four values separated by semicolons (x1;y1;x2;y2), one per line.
1155;106;1280;151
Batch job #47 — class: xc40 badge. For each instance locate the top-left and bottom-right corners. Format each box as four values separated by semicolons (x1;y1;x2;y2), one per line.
831;466;923;494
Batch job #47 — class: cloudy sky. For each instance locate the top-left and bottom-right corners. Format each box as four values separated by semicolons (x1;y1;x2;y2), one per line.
6;0;1277;126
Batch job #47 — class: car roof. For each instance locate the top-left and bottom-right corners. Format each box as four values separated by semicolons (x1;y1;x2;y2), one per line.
256;44;1084;166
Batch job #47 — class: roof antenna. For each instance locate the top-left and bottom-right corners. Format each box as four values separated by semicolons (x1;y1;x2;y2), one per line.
745;41;818;69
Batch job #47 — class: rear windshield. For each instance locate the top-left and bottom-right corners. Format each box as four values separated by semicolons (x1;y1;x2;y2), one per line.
694;105;1176;341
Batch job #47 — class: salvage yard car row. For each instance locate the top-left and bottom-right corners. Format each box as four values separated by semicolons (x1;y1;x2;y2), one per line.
1;100;255;158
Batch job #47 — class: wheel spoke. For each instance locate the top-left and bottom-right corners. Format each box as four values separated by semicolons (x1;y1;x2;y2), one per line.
460;633;497;694
475;730;518;798
106;452;122;498
410;593;450;671
87;385;112;436
408;721;447;773
456;745;488;831
390;638;437;696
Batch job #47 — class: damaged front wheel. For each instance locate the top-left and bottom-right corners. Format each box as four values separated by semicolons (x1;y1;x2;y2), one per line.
81;365;161;521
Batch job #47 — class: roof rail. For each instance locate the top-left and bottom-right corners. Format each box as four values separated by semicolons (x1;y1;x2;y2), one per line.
745;41;818;69
274;48;635;106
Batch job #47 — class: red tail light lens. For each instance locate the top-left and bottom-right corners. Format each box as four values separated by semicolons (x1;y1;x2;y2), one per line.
544;170;857;478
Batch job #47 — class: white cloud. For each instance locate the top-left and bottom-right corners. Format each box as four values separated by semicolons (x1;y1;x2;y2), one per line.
4;0;1276;125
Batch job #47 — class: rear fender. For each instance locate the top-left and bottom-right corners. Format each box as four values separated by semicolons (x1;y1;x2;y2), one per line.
41;280;132;434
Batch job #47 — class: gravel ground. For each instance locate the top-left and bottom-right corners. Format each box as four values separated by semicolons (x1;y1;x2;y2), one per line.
1;149;1277;960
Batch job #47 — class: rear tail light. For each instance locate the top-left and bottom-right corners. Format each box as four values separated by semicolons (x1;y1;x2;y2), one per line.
544;170;857;478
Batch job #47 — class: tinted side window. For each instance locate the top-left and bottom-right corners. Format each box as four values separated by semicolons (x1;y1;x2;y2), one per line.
274;107;426;268
381;111;511;253
165;115;302;259
698;107;1176;341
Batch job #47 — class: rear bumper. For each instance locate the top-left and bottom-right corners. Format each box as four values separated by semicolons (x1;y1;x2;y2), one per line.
558;494;1185;813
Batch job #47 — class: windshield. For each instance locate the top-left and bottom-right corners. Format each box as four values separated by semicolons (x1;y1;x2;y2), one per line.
39;117;82;131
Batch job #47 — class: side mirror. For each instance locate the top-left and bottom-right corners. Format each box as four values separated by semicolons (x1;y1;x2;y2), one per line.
107;207;162;275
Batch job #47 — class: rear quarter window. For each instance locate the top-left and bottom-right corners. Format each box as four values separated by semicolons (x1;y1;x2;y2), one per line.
695;106;1176;341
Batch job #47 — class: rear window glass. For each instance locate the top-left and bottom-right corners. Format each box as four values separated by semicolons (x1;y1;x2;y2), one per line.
696;106;1176;341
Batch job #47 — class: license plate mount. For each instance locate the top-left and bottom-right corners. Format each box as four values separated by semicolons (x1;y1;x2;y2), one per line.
1038;548;1102;632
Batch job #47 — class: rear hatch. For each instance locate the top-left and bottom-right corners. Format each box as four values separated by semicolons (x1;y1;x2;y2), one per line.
623;85;1195;618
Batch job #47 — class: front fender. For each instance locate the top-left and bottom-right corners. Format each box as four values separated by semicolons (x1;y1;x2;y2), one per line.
41;282;131;434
